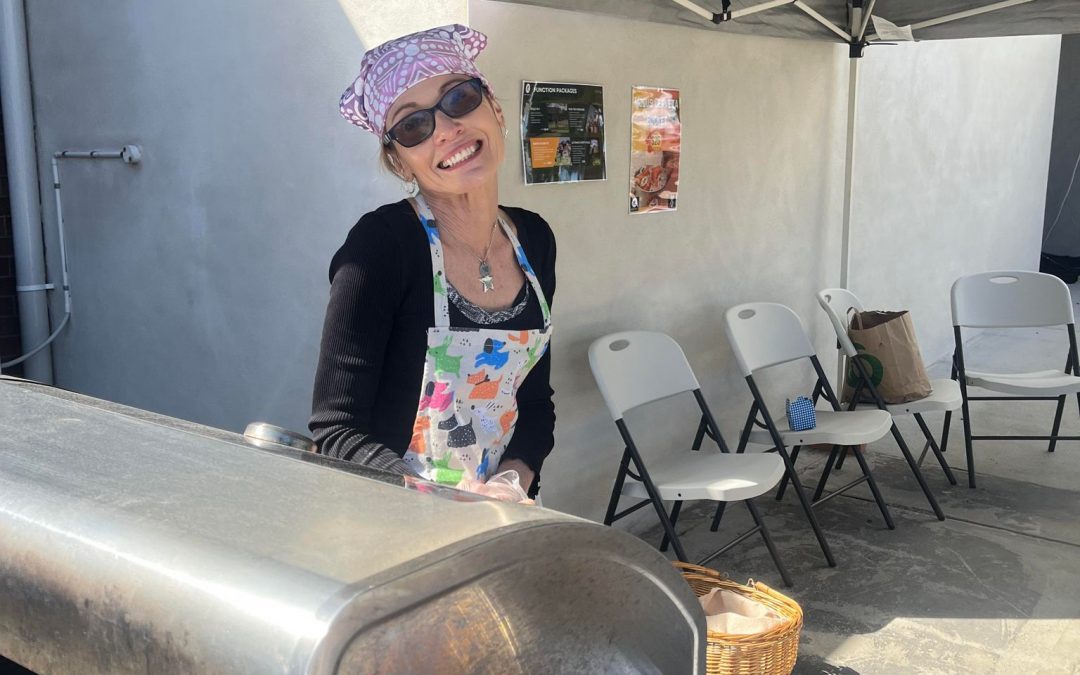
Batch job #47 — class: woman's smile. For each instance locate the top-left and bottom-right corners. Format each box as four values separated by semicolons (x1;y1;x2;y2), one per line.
438;140;483;170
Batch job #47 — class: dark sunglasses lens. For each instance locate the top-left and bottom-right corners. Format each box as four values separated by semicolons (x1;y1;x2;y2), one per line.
392;111;435;148
442;79;484;117
389;79;484;147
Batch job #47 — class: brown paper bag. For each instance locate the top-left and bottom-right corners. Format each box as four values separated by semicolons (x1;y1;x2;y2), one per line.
841;310;932;404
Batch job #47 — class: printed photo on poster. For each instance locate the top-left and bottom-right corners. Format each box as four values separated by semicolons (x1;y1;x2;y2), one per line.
521;81;606;185
629;86;680;214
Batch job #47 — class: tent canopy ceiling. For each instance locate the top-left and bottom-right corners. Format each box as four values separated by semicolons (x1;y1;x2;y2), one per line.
493;0;1080;43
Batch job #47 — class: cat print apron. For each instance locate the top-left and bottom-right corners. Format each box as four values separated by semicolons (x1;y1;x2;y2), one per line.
402;194;552;486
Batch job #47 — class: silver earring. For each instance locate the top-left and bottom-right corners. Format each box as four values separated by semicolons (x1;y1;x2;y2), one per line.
503;127;509;138
402;177;418;196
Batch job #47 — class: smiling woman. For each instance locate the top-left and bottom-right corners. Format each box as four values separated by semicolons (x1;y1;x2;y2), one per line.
310;25;557;500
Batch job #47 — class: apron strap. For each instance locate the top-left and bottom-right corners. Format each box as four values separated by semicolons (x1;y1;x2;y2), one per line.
497;215;552;329
413;194;552;330
413;194;451;327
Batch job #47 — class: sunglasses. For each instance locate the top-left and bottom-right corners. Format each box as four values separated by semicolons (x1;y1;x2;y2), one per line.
383;78;486;148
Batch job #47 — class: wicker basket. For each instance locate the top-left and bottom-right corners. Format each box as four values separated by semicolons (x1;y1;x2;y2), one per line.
675;562;803;675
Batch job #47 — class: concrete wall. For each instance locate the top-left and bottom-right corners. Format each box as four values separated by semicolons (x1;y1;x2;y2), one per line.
22;0;1058;524
1044;34;1080;256
25;0;464;426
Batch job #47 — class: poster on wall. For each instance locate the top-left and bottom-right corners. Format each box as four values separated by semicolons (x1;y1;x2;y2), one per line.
629;86;681;214
520;81;606;185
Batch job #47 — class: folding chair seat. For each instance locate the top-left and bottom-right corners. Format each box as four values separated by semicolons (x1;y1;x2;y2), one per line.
951;271;1080;488
818;288;959;487
620;451;784;502
744;409;892;447
884;382;961;416
721;303;947;568
588;330;792;586
961;369;1080;397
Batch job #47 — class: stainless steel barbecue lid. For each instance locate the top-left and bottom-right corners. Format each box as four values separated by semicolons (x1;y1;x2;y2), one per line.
0;380;704;674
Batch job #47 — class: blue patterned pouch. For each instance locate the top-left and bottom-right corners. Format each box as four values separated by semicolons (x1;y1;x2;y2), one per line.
786;396;817;431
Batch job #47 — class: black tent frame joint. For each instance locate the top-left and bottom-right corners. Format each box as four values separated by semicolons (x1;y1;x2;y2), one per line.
711;0;732;24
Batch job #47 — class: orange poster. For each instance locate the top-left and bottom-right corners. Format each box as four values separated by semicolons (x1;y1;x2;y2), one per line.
528;137;559;169
629;87;680;214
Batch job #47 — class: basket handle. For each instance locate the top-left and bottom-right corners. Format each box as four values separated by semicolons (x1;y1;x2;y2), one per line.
750;579;801;610
673;561;728;580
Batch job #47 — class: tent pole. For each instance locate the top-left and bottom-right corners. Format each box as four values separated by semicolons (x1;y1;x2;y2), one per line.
837;56;860;388
839;57;859;291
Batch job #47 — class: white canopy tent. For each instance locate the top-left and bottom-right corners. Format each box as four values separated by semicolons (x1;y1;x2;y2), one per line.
495;0;1080;286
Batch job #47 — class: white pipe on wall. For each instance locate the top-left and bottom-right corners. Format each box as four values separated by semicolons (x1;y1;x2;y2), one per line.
0;146;142;370
0;0;53;381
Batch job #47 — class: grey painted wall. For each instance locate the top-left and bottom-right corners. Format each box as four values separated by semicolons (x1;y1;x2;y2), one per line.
23;0;1057;523
1044;34;1080;256
26;0;464;429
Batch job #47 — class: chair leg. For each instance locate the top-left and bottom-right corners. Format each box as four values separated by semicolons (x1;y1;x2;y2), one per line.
775;445;801;501
745;376;836;567
745;499;792;588
780;455;837;566
834;445;848;471
851;445;895;530
915;438;931;467
1049;395;1067;453
736;403;758;454
939;410;953;454
603;450;631;526
889;423;946;521
812;445;841;502
709;501;726;532
659;500;683;552
959;389;976;489
691;416;707;451
914;413;958;486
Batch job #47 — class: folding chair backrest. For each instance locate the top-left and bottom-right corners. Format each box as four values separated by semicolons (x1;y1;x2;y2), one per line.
724;303;816;376
817;288;865;358
951;271;1074;328
588;331;700;420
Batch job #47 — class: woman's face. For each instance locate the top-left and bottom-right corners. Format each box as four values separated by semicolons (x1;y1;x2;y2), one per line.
385;74;505;196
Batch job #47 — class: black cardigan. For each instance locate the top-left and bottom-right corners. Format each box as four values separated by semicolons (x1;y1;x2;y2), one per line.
309;199;556;488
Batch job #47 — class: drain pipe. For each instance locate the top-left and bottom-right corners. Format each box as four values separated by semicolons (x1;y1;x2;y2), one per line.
0;0;52;381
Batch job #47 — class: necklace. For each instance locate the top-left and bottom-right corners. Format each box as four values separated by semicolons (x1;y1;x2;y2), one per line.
440;218;501;293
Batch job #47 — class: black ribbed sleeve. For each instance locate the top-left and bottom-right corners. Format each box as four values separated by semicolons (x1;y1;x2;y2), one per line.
309;200;556;485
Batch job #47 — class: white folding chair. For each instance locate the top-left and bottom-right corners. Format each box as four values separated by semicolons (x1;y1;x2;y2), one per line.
588;331;792;586
817;288;959;489
951;271;1080;488
723;303;913;568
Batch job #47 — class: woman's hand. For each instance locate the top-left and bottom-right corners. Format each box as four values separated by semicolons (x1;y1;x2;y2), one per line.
495;458;535;494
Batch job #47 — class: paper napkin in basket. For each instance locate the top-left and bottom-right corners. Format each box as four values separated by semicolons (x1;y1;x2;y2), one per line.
699;587;784;634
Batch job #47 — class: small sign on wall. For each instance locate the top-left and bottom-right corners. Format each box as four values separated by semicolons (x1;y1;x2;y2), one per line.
629;86;680;214
520;81;607;185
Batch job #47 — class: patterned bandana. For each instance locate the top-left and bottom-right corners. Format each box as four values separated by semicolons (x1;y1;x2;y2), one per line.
339;24;493;137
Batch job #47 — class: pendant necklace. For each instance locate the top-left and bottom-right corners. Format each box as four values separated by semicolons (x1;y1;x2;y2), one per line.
441;218;500;293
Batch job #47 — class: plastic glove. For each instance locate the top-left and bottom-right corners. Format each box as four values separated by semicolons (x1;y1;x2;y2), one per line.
457;470;535;505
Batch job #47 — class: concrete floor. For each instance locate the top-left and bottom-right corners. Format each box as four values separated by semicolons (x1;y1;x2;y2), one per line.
642;319;1080;674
